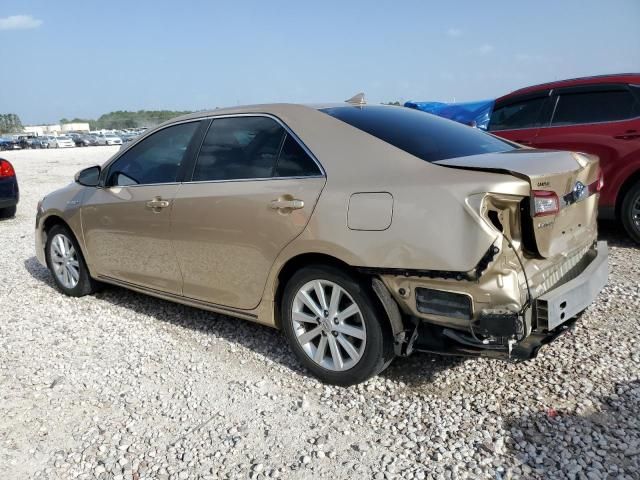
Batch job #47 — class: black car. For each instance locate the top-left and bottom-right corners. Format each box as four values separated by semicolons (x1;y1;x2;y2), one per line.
69;134;96;146
18;135;37;149
33;137;51;149
0;158;19;218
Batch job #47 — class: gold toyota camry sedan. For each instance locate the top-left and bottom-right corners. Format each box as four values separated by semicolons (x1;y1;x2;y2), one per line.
36;99;608;385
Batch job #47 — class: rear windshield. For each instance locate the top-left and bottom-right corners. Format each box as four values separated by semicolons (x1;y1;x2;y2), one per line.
321;105;514;162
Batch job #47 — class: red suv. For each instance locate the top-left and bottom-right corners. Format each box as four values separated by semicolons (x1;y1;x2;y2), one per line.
488;73;640;242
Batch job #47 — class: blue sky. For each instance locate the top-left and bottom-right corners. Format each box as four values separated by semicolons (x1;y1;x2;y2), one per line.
1;0;638;124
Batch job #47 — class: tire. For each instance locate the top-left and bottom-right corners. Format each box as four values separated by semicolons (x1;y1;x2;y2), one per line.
621;181;640;243
45;224;99;297
281;265;394;386
0;205;16;218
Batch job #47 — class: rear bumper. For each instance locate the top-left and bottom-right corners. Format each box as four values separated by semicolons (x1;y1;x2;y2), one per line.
0;197;18;209
404;241;608;360
0;178;19;208
535;241;608;331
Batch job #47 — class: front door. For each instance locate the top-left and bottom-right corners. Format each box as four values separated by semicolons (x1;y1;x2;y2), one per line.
82;121;202;293
171;115;326;309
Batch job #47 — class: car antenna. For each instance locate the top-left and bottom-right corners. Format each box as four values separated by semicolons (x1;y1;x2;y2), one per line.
345;92;366;105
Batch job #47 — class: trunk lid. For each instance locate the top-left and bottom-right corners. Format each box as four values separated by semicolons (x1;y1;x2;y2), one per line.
435;149;600;258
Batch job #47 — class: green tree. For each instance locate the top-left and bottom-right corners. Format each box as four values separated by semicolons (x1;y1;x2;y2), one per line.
0;113;23;134
94;110;192;129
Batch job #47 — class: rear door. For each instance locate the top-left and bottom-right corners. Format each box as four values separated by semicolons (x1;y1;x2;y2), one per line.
531;84;640;207
171;115;326;310
488;91;553;146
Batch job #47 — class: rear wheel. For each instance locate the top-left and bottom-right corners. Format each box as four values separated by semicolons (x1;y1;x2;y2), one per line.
621;181;640;243
281;265;394;386
45;224;99;296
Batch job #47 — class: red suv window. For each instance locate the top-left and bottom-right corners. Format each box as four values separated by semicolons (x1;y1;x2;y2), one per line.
552;87;640;126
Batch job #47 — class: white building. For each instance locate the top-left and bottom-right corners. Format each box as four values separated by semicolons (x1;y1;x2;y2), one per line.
23;122;90;136
23;125;61;136
61;122;90;133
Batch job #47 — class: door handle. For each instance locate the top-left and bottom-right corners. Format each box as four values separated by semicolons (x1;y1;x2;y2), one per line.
270;198;304;210
146;197;170;209
514;139;533;145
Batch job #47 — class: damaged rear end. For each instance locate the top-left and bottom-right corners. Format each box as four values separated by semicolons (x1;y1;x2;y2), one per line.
382;149;608;360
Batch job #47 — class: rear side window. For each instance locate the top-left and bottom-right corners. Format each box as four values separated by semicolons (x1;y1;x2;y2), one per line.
552;89;639;125
192;117;285;181
321;105;513;163
488;97;548;131
274;134;321;177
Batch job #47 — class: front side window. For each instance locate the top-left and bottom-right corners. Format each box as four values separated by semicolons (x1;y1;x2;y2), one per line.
488;97;547;131
192;116;285;181
106;121;200;186
552;89;639;126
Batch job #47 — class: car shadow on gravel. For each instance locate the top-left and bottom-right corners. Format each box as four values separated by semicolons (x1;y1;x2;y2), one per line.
24;255;464;386
381;353;466;387
23;256;308;371
597;220;636;248
504;380;640;478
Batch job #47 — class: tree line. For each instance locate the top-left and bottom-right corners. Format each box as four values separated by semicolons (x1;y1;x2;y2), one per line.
61;110;193;130
0;114;23;134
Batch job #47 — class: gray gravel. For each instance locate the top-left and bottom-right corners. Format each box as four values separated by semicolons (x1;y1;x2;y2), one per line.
0;147;638;480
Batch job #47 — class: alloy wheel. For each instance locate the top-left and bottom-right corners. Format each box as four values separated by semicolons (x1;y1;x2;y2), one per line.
50;233;80;289
632;193;640;229
291;279;366;371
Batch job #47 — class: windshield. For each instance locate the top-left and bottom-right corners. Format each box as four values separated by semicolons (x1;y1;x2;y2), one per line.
320;105;514;163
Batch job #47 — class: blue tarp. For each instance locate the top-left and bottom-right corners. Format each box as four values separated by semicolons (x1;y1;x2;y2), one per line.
404;99;495;130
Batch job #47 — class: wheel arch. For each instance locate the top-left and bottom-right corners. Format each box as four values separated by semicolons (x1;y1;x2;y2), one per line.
615;167;640;219
273;252;401;339
40;214;90;270
274;253;353;328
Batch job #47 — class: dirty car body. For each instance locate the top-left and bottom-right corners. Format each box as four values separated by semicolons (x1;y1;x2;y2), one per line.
35;103;608;385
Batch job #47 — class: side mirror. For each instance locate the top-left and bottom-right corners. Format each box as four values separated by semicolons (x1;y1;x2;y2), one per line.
75;165;101;187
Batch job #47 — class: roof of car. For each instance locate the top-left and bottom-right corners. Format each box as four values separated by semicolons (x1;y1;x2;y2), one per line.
498;73;640;101
169;102;361;123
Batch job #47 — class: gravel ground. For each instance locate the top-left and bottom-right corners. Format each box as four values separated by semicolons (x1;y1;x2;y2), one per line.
0;147;638;480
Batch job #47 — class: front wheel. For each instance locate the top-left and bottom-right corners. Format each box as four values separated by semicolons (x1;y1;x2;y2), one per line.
45;224;99;296
281;265;394;386
621;181;640;243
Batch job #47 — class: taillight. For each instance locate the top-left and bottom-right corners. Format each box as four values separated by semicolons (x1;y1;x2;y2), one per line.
533;190;559;217
0;159;15;178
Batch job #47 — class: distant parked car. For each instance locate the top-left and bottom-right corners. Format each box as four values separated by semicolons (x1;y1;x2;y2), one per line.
486;73;640;242
33;136;52;149
50;136;76;148
120;132;139;144
18;135;38;149
95;134;123;146
0;137;21;151
0;158;19;218
72;134;98;147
